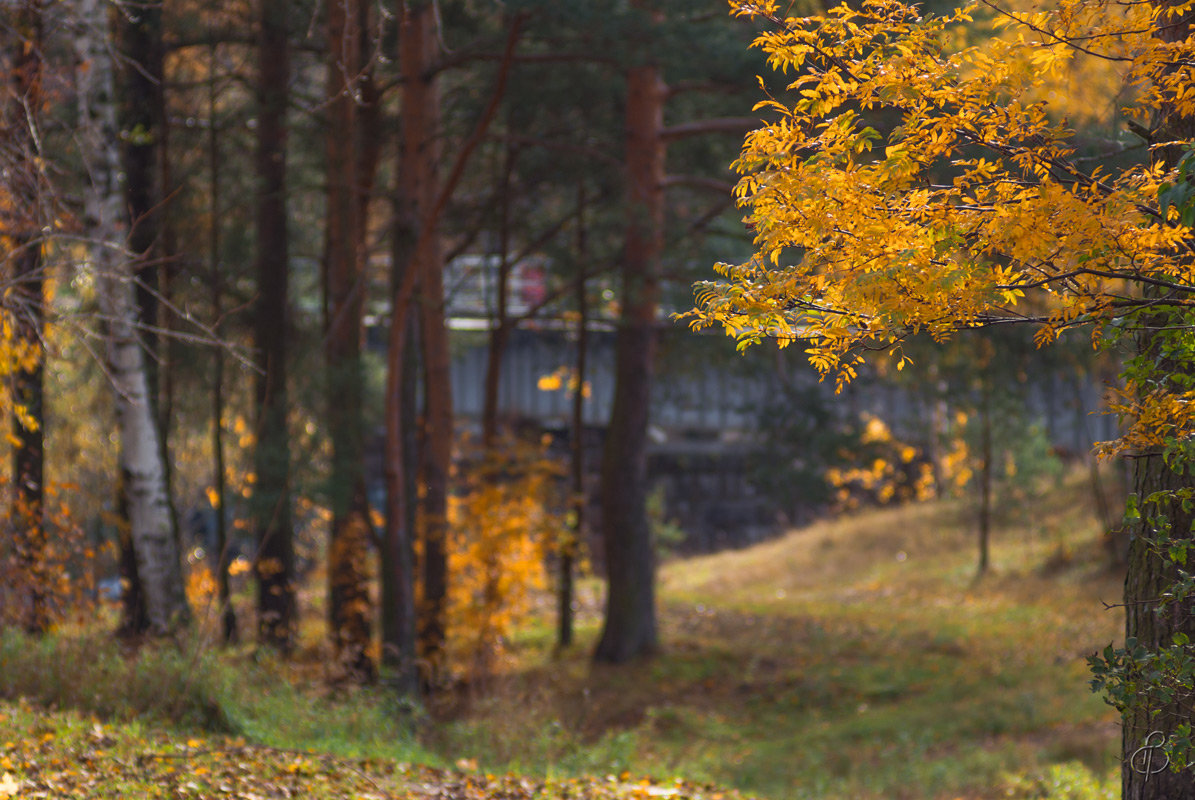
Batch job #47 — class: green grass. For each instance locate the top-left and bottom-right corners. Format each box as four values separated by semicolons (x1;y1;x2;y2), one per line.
423;469;1124;799
0;629;434;763
0;468;1124;798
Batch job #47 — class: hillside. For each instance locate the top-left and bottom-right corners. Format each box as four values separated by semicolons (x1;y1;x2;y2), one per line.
0;469;1124;799
430;468;1125;799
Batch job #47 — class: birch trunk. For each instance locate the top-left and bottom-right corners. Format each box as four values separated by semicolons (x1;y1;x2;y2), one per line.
74;0;188;635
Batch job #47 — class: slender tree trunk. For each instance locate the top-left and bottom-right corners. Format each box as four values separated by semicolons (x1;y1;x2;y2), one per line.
252;0;296;653
560;180;590;650
4;0;47;634
976;377;992;577
101;259;189;636
382;174;419;694
211;335;235;644
401;0;452;675
381;0;432;692
117;0;174;491
11;240;45;634
207;38;236;645
116;0;164;382
595;11;664;663
115;0;173;635
325;0;374;680
385;5;521;684
75;0;189;635
482;141;517;450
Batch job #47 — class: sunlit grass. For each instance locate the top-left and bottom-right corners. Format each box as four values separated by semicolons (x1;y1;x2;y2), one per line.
425;467;1124;799
0;467;1124;799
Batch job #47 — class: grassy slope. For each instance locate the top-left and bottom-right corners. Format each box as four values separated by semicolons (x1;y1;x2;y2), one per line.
0;470;1123;799
430;470;1123;800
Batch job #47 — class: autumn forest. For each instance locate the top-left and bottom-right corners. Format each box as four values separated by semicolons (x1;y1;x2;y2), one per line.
2;0;1195;798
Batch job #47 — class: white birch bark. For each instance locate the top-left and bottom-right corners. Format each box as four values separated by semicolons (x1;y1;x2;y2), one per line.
73;0;188;633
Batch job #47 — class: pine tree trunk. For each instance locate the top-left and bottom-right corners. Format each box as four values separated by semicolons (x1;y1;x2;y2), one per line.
402;1;452;674
382;193;418;693
384;3;519;683
206;37;236;645
419;234;452;677
324;0;373;680
252;0;294;650
74;0;189;636
594;26;664;664
380;0;435;692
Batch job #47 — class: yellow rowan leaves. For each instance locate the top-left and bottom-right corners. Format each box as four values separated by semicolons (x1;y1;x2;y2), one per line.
688;0;1195;457
442;437;568;679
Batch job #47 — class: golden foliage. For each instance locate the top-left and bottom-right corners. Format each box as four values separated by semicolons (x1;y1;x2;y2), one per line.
536;365;592;398
826;414;937;510
0;476;96;630
690;0;1195;449
439;436;567;679
185;563;218;609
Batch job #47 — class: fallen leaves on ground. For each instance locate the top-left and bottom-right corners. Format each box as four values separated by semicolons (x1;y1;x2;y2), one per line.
0;700;750;799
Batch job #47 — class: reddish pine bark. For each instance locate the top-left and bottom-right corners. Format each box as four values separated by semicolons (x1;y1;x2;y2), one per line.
594;26;665;663
384;7;523;685
382;0;439;688
324;0;374;681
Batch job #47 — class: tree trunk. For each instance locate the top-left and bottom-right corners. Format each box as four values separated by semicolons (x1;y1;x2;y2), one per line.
594;18;664;664
4;0;47;634
207;37;236;645
11;240;46;635
481;142;516;450
74;0;189;635
380;0;433;692
251;0;295;652
976;376;992;577
382;186;418;694
114;0;174;636
403;0;452;675
1123;454;1195;799
560;180;590;650
385;4;520;684
324;0;373;680
115;0;165;380
1120;5;1195;796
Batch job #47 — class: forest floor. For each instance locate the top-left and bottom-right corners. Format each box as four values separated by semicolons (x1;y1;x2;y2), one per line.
0;468;1123;799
